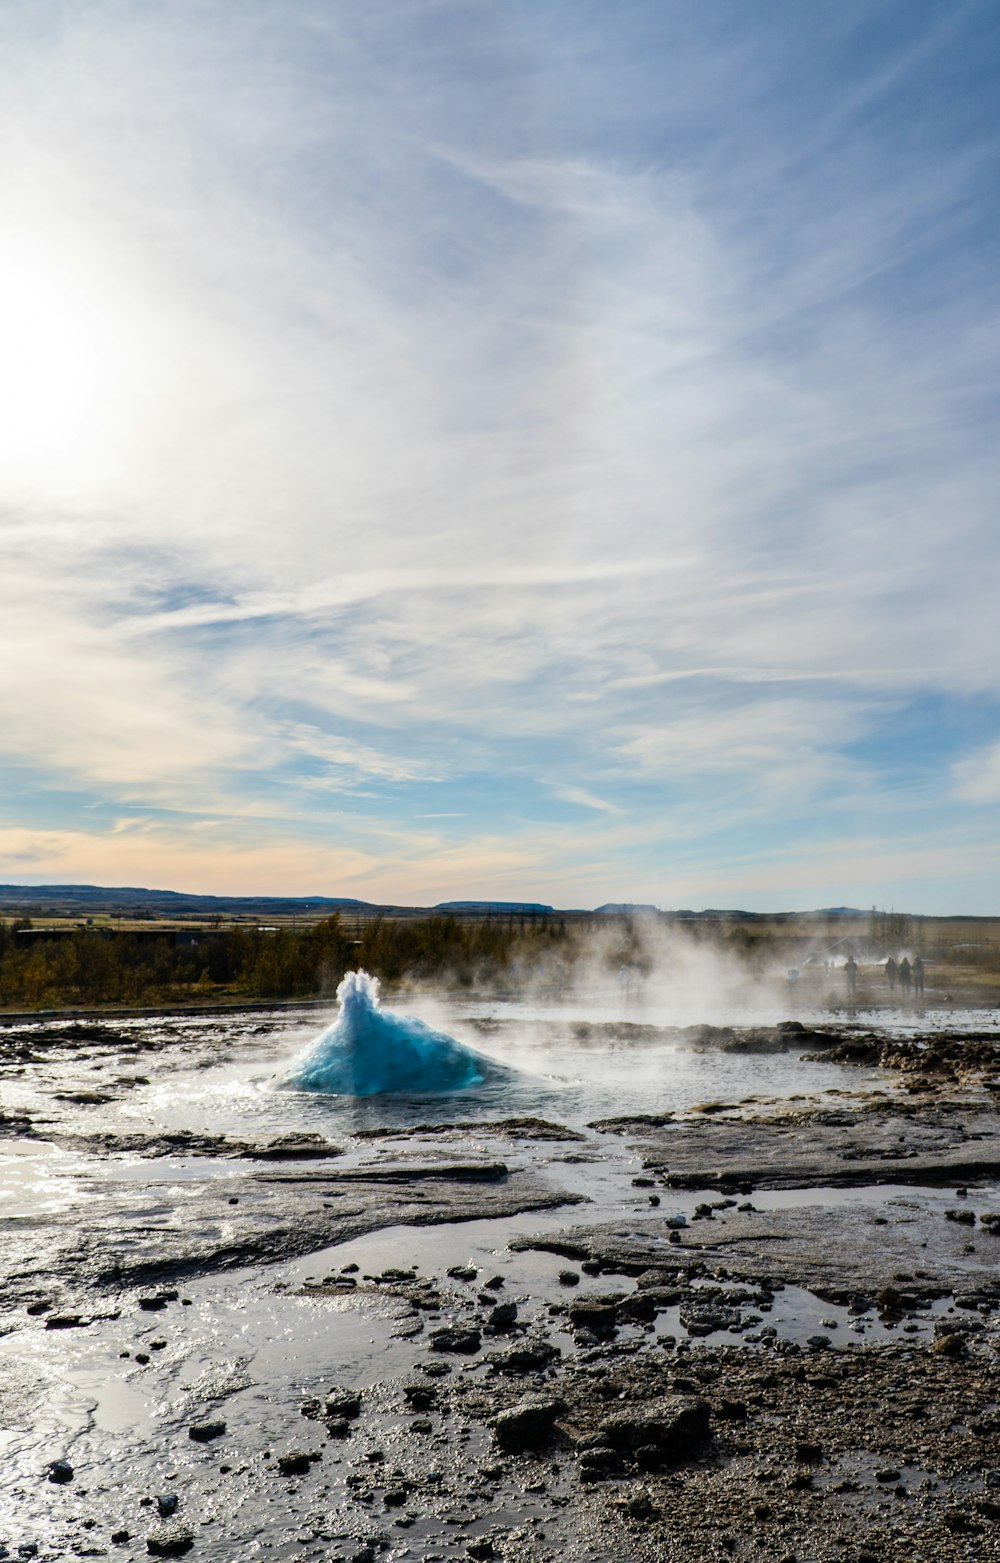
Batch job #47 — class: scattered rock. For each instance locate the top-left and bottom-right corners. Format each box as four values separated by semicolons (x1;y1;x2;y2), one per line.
242;1133;340;1160
485;1302;518;1332
325;1390;362;1419
598;1397;711;1470
277;1450;320;1477
146;1530;194;1557
492;1398;564;1453
429;1327;481;1355
403;1384;437;1411
486;1339;560;1375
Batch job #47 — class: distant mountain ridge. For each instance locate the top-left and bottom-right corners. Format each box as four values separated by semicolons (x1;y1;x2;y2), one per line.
0;883;375;916
0;884;903;920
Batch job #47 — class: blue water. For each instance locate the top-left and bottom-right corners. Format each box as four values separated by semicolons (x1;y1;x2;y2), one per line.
286;971;510;1097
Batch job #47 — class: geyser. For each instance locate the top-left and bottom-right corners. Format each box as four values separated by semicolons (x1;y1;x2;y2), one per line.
287;970;504;1096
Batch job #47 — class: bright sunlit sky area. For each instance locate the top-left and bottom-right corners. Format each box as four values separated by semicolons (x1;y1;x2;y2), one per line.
1;1;999;912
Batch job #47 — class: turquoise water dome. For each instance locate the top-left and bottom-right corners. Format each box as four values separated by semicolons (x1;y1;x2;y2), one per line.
287;970;502;1096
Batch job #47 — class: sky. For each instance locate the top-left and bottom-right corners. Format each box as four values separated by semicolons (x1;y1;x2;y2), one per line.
1;0;999;913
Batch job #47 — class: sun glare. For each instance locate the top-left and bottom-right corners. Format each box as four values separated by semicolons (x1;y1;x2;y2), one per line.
0;232;128;488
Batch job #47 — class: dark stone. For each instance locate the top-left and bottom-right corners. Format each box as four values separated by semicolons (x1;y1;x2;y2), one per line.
45;1315;88;1330
568;1300;620;1335
492;1397;564;1453
403;1384;437;1411
617;1293;660;1323
429;1327;481;1355
578;1446;624;1481
447;1266;478;1282
486;1302;518;1332
146;1532;194;1558
156;1494;179;1517
326;1391;362;1419
622;1491;656;1519
486;1340;560;1375
47;1460;73;1484
943;1510;984;1535
277;1450;318;1476
246;1133;340;1160
558;1270;580;1286
599;1397;711;1466
188;1420;226;1442
679;1306;741;1337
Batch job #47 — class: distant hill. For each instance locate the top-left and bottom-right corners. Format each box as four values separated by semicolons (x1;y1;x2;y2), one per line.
665;906;867;921
0;885;934;923
0;884;374;917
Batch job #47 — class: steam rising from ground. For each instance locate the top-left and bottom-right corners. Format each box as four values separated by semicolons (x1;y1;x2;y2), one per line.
545;917;784;1023
409;916;804;1030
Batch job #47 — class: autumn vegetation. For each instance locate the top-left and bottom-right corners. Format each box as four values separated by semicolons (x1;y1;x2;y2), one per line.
0;912;570;1009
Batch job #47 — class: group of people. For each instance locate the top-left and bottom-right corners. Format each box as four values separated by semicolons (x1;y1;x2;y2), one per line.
885;954;925;996
841;953;925;998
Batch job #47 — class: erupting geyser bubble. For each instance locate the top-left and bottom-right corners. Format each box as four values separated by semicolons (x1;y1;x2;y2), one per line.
286;970;506;1096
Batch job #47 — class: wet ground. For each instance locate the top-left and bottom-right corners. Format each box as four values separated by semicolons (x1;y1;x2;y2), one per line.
3;995;1000;1560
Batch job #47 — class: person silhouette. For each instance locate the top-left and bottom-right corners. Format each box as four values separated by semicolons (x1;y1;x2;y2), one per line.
898;957;912;996
912;956;925;996
885;956;898;991
844;956;858;997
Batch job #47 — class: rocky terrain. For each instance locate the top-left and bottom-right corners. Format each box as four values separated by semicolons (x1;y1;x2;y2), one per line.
3;1009;1000;1560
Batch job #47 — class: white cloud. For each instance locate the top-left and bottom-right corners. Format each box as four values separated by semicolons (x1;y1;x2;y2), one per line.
549;785;624;816
0;3;996;906
953;742;1000;806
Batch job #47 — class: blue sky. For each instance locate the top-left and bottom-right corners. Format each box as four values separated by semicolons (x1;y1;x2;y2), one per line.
1;0;999;911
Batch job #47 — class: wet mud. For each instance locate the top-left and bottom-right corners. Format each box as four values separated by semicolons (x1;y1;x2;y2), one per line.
3;1009;1000;1560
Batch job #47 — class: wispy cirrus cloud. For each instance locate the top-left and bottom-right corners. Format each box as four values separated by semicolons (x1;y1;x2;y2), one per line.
0;2;998;907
